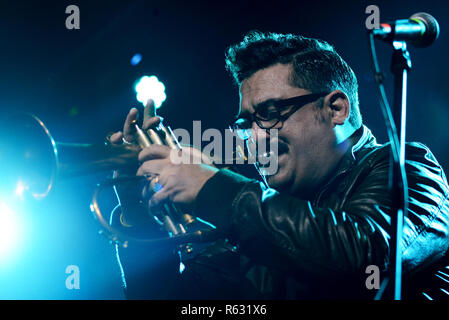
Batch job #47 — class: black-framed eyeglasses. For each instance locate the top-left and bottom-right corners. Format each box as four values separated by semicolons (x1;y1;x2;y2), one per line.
231;92;328;140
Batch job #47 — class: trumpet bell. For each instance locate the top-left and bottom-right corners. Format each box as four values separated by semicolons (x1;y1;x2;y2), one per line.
0;113;57;198
0;113;141;199
0;113;218;247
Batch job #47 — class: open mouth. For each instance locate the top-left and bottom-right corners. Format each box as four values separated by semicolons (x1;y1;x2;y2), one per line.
277;142;289;156
257;141;288;169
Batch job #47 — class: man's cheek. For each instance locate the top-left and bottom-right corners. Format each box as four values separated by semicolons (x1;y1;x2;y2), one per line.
266;160;291;185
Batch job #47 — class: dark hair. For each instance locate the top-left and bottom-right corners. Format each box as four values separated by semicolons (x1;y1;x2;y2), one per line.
225;31;362;128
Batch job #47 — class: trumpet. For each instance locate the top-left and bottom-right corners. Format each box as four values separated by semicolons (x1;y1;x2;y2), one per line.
104;108;218;250
0;112;217;249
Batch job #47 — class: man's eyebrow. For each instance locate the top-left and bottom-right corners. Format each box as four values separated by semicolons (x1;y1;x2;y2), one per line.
236;98;282;119
252;98;282;112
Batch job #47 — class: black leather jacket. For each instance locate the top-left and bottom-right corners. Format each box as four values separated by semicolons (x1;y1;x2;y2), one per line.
117;125;449;299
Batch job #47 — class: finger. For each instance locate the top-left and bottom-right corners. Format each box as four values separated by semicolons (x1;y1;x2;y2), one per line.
187;147;207;161
142;116;161;131
109;131;123;144
183;147;214;165
149;188;171;208
148;174;172;205
138;145;172;162
143;99;156;124
123;108;139;142
136;159;169;176
141;179;156;201
149;176;166;193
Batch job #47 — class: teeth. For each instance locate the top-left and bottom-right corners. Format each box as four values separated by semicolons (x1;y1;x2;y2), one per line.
262;151;274;158
258;151;273;161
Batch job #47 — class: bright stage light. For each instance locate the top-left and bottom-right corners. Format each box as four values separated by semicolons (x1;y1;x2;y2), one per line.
0;202;20;259
135;75;166;109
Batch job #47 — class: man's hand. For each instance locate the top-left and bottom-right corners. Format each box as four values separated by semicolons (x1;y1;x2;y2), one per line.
109;99;218;211
137;145;218;210
109;101;161;145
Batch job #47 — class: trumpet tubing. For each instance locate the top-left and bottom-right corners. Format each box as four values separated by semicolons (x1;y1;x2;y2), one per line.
5;113;215;247
56;142;140;178
128;119;197;240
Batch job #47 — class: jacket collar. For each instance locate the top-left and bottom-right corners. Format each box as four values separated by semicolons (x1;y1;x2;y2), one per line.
310;125;380;203
336;125;380;175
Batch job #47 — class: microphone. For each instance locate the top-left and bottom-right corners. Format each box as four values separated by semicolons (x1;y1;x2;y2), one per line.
372;12;440;48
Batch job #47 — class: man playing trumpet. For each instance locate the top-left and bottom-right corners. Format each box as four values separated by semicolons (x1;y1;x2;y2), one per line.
109;31;449;299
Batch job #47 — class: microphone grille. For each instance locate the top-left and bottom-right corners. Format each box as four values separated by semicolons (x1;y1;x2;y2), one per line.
409;12;440;47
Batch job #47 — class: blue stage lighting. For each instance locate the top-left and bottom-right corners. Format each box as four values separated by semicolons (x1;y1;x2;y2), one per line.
14;180;28;197
134;75;166;109
130;53;142;66
0;202;20;260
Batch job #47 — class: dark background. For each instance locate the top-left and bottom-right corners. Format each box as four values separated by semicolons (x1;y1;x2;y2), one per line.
0;0;447;299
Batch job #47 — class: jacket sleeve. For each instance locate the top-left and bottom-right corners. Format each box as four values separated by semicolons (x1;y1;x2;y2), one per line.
193;143;449;280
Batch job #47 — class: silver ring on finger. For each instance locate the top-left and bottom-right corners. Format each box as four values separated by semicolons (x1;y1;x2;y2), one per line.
122;137;134;145
151;176;163;192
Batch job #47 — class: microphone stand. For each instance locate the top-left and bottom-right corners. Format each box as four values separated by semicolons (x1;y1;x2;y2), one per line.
386;41;411;300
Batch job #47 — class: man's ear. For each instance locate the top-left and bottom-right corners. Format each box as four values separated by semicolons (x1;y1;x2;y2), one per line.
322;90;350;127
